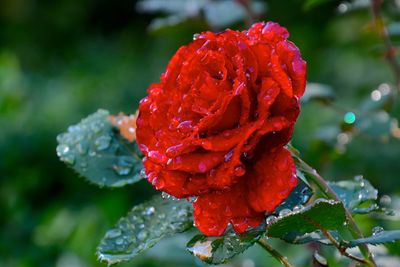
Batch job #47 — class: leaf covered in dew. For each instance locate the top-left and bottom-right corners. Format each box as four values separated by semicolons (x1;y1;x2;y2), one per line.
97;196;193;265
267;199;346;240
56;109;144;188
345;229;400;248
186;227;263;264
329;175;379;214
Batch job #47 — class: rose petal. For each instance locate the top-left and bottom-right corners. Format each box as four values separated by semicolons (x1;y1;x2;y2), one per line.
247;147;298;212
193;179;264;236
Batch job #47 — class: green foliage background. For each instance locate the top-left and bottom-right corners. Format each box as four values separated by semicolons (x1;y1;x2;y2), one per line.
0;0;399;266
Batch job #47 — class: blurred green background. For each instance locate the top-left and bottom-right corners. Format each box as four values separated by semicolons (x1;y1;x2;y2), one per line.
1;0;399;266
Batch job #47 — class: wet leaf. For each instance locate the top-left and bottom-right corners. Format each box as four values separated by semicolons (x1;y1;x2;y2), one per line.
186;229;261;264
278;230;339;245
97;196;193;265
329;176;378;214
56;109;144;188
267;199;346;240
345;230;400;248
274;176;313;214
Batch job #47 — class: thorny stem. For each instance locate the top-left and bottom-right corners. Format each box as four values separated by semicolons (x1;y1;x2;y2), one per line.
321;229;371;266
257;238;294;267
370;0;400;91
291;150;377;267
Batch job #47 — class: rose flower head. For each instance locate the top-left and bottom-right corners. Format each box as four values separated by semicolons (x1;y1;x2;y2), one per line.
136;22;306;236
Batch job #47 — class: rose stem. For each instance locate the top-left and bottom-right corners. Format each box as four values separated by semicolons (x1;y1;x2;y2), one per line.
321;229;371;266
370;0;400;91
256;239;294;267
293;154;377;267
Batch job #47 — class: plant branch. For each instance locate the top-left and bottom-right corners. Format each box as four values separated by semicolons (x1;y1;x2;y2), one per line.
321;229;371;266
289;148;377;267
370;0;400;91
257;238;294;267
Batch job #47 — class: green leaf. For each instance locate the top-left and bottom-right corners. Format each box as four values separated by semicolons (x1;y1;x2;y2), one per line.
278;230;339;245
186;229;262;264
267;199;346;240
329;176;378;214
345;230;400;248
97;196;193;265
275;176;313;213
56;109;143;187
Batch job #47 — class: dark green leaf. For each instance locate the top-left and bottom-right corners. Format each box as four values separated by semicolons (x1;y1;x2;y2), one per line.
267;199;346;240
275;176;313;213
278;230;339;245
56;109;143;187
186;229;261;264
329;176;378;214
97;196;193;265
345;230;400;248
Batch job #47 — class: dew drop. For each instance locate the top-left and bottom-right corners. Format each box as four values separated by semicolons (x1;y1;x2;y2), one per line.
115;237;124;245
142;206;155;216
76;141;89;155
279;208;291;217
372;226;384;235
198;162;207;172
148;150;167;163
94;135;112;151
139;169;147;179
113;164;132;176
293;205;304;212
137;230;148;241
266;215;277;225
379;195;391;207
105;228;122;239
224;150;234;162
234;164;246;176
56;144;70;156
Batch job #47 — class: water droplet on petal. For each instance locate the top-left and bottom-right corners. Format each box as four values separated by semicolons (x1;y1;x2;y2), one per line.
224;150;234;162
234;164;246;176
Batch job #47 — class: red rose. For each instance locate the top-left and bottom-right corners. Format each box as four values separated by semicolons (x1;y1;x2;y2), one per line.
136;22;306;236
